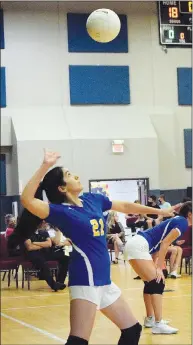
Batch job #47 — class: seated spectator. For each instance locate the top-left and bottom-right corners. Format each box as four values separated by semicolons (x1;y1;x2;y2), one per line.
134;214;148;230
125;200;141;231
5;214;16;238
158;194;171;209
24;222;69;291
107;211;125;264
46;223;72;256
158;194;172;221
146;195;161;228
5;215;22;257
166;241;184;278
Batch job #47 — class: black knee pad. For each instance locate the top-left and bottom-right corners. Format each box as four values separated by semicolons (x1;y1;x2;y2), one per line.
118;322;142;345
65;335;88;345
143;279;165;295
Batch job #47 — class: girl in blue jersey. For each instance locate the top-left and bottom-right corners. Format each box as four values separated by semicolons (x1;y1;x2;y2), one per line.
17;150;173;345
124;202;192;335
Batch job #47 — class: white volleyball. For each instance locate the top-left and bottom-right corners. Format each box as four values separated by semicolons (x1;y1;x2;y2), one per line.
86;9;121;43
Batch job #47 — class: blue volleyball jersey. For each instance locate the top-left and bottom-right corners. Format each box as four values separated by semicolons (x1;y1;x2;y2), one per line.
138;216;188;254
45;193;112;286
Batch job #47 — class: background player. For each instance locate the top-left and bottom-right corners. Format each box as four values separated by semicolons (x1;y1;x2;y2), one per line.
124;202;192;334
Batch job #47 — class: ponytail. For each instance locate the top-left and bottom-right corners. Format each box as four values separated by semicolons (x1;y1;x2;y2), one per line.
7;183;45;251
8;165;67;251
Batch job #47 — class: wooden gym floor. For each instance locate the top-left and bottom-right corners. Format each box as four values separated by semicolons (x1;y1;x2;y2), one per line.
1;262;191;345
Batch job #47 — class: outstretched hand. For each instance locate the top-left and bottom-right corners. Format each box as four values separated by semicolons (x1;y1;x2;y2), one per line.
43;149;61;168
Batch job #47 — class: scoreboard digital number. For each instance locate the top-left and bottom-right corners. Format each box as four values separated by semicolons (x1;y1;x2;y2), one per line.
158;1;192;46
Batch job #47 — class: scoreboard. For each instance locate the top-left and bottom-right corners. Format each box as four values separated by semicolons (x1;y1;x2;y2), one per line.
158;1;192;46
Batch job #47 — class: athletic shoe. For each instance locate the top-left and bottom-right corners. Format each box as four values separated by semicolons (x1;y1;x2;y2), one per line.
53;282;66;292
144;316;154;328
144;317;169;328
152;321;178;334
170;271;181;278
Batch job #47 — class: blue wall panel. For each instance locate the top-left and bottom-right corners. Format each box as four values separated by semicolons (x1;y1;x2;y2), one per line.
0;67;6;108
69;65;130;105
67;13;128;53
184;129;192;168
177;68;192;105
0;10;5;49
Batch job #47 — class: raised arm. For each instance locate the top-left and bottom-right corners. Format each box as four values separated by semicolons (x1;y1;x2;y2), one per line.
21;150;60;219
111;201;173;218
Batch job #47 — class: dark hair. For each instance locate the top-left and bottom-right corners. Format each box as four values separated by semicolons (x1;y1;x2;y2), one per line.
182;197;192;203
42;166;67;204
179;201;192;218
8;166;67;251
159;194;165;200
7;208;43;251
150;195;157;202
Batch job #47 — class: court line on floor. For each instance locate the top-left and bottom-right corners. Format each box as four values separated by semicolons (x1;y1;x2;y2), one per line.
1;294;191;311
1;312;66;343
1;292;69;298
2;304;67;310
0;287;142;299
1;311;148;341
1;283;191;299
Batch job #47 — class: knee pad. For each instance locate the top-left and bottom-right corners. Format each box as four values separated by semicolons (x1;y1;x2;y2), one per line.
118;322;142;345
143;279;165;295
65;335;88;345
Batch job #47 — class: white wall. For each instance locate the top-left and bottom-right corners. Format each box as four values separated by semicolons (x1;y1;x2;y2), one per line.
1;1;191;192
0;147;13;196
0;127;19;196
1;115;12;146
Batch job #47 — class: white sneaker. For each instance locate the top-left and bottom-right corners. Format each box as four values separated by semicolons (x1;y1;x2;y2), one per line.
152;321;178;334
144;316;154;328
144;317;169;328
160;319;170;325
170;271;181;278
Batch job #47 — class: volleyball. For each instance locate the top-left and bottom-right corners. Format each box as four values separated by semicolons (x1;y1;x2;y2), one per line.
86;9;121;43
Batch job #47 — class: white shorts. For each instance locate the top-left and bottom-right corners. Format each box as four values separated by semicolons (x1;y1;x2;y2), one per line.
69;282;121;310
124;234;152;261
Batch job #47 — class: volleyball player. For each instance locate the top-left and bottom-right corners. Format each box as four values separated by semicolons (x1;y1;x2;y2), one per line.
18;149;173;345
124;202;192;334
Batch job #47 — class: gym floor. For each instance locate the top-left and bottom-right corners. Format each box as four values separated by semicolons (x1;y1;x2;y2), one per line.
1;262;191;345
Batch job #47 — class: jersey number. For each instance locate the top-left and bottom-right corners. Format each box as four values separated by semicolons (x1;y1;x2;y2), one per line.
90;219;104;237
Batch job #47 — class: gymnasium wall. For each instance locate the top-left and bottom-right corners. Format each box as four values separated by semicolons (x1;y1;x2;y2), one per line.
1;1;191;209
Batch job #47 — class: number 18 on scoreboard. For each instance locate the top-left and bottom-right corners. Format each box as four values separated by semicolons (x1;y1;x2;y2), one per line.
158;1;192;46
